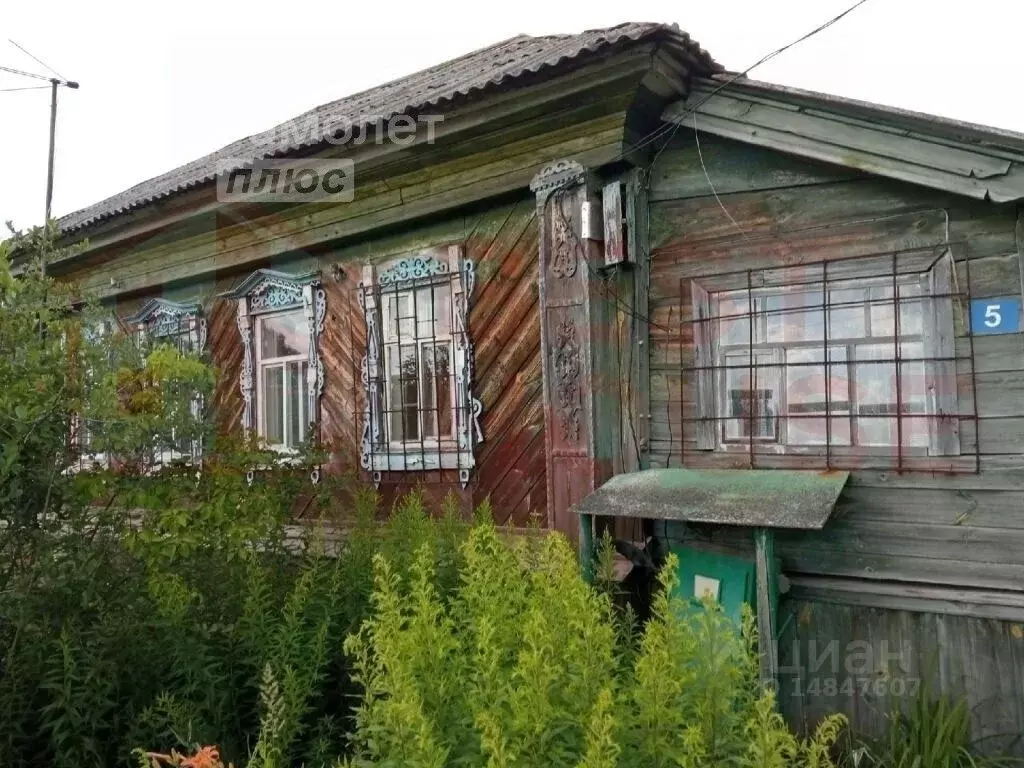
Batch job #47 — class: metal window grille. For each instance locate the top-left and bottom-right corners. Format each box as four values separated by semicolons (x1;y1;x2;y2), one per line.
139;311;207;470
359;251;483;489
70;308;209;474
673;246;980;473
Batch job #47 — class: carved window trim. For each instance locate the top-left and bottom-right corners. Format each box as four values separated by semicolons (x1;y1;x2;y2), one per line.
126;298;208;464
358;245;483;488
222;269;326;447
127;298;207;352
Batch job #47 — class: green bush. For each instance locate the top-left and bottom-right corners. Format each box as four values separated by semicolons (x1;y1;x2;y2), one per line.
846;679;1021;768
0;475;475;768
341;520;847;768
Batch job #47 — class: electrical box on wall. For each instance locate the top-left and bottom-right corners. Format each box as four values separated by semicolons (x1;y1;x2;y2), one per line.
602;180;627;267
580;200;603;241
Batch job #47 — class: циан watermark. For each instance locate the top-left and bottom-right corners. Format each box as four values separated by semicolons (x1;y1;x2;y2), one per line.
778;638;920;698
217;158;355;203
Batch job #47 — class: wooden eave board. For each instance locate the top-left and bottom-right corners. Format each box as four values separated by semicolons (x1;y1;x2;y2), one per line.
662;83;1024;203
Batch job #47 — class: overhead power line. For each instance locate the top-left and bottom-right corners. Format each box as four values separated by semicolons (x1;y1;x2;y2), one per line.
646;0;873;170
8;39;66;81
0;84;51;92
0;45;79;263
542;0;878;343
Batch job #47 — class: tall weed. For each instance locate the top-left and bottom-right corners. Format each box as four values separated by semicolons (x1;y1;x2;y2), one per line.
344;518;847;768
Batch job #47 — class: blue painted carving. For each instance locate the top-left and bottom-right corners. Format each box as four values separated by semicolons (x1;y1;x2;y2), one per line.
359;248;483;489
378;255;449;285
223;269;324;438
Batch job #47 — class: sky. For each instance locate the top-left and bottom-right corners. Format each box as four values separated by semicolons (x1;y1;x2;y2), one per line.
1;0;1022;233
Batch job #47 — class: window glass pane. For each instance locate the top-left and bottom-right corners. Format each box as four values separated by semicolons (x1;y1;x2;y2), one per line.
870;284;922;338
765;291;824;343
718;293;751;346
286;361;306;448
387;344;419;442
828;287;866;339
434;285;451;336
785;347;851;445
853;343;927;447
415;286;452;339
899;284;924;336
260;311;309;358
422;342;452;439
723;351;779;441
262;365;284;444
385;293;415;341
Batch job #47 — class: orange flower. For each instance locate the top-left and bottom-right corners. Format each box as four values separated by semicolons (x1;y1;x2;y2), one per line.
181;746;222;768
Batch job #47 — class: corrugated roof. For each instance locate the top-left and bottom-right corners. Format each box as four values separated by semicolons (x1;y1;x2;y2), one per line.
58;22;718;235
664;75;1024;202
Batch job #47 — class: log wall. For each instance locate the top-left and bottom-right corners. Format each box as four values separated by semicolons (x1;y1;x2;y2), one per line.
647;131;1024;746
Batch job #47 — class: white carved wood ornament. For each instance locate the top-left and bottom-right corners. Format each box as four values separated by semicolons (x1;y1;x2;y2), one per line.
357;245;483;489
222;269;326;435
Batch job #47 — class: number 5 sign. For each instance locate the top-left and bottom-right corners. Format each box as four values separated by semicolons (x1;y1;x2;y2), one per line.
970;297;1022;335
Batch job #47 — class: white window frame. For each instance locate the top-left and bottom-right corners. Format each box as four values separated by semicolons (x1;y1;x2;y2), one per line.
68;317;116;473
691;254;959;459
254;310;309;453
359;245;483;487
224;269;325;454
379;288;459;449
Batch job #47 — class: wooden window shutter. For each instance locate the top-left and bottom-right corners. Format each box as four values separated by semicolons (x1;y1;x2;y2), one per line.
691;280;717;450
925;251;960;456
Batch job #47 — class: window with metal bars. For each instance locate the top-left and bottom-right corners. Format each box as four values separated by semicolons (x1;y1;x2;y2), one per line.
359;245;483;488
688;250;965;465
128;299;208;467
69;317;115;471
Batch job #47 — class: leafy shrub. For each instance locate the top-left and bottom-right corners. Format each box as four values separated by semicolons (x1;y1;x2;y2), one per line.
847;680;1021;768
0;226;472;768
342;519;847;768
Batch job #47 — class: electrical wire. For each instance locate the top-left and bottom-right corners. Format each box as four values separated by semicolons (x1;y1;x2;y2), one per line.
693;113;754;243
646;0;873;174
537;0;877;341
0;85;50;92
0;63;53;83
8;39;65;82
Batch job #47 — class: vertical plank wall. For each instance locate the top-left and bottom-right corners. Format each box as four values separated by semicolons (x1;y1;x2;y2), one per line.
645;131;1024;745
106;197;546;526
317;196;547;524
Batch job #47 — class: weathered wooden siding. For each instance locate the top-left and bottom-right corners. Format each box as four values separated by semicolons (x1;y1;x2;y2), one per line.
647;131;1024;744
207;284;245;435
322;198;546;523
647;131;1024;592
468;201;546;526
319;267;365;472
101;196;545;526
777;598;1024;753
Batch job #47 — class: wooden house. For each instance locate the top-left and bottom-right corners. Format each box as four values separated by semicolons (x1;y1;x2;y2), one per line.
49;22;1024;744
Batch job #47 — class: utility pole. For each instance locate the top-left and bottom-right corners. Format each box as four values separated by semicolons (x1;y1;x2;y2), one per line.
45;78;59;225
0;59;79;277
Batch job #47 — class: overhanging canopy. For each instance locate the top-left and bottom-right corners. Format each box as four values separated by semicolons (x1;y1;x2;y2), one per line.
573;468;849;530
663;76;1024;203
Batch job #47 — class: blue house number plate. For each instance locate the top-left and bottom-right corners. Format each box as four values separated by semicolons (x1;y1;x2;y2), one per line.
970;297;1022;335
